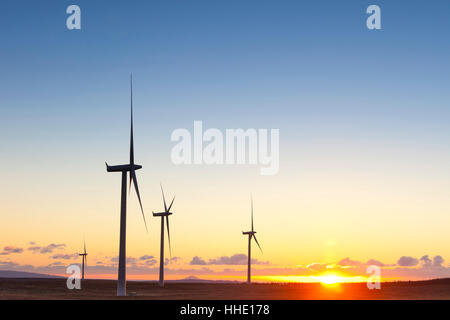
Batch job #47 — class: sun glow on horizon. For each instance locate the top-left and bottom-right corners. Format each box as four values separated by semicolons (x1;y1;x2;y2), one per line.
51;270;403;284
260;273;369;284
319;274;343;285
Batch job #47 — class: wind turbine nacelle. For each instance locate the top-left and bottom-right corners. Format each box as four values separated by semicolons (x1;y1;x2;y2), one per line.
106;163;142;172
242;231;256;235
152;211;172;217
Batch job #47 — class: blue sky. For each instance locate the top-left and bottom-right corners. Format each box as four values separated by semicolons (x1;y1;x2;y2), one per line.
1;0;450;175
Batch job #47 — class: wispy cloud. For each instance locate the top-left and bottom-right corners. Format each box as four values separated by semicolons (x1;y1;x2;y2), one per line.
165;257;181;266
139;255;158;266
0;246;24;255
337;257;388;267
306;263;327;271
433;255;444;267
337;257;363;267
27;243;66;254
39;243;66;254
27;246;41;253
328;255;450;280
190;254;269;266
139;255;155;261
51;253;78;260
397;256;419;267
190;256;207;265
367;259;385;267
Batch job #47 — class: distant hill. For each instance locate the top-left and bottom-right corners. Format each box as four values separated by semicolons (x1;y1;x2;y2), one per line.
169;276;239;284
0;270;63;279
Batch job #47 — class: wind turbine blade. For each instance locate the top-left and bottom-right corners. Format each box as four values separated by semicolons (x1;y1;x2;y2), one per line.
167;196;175;212
129;74;134;166
253;235;263;254
166;216;172;258
131;169;148;232
84;240;86;255
160;183;167;212
129;173;133;195
128;75;135;194
251;197;254;232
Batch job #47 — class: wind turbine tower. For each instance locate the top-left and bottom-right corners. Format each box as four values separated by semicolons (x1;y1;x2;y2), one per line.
106;74;148;296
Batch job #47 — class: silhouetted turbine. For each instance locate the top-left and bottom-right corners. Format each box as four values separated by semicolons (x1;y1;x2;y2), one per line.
106;74;148;296
79;240;88;281
153;184;175;287
242;197;262;284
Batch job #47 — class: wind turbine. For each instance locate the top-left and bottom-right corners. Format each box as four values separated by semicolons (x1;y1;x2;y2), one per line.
79;240;88;281
152;184;175;287
242;197;262;284
105;74;148;296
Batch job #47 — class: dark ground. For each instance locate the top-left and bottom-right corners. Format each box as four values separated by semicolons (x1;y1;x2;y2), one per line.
0;278;449;300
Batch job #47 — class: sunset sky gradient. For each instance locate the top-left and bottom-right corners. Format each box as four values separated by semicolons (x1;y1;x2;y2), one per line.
1;1;450;282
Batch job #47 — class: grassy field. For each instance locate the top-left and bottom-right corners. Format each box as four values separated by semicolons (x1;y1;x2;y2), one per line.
0;278;449;300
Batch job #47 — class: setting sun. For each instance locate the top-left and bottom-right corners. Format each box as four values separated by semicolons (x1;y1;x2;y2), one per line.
319;274;343;285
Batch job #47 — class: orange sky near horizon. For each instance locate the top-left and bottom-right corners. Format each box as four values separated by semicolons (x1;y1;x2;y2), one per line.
1;153;450;282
